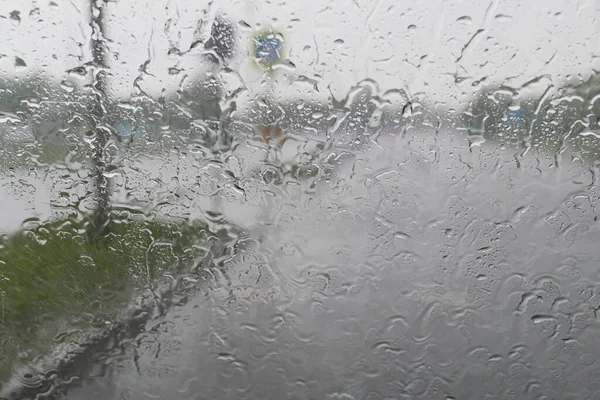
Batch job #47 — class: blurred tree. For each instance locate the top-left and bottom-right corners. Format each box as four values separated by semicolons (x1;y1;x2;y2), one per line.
462;72;600;160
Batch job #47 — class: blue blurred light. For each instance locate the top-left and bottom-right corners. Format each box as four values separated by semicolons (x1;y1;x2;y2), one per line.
255;36;282;64
115;120;133;137
506;108;525;125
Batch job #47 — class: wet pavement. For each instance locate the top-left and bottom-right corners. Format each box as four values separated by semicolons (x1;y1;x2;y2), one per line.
49;126;600;400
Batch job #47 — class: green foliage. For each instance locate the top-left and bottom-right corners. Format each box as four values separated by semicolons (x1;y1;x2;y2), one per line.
0;214;214;381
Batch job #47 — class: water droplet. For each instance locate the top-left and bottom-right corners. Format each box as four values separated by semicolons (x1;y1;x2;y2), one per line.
60;80;75;93
579;130;600;139
495;14;512;22
271;59;296;72
14;57;26;68
9;10;21;23
67;66;88;77
457;16;472;24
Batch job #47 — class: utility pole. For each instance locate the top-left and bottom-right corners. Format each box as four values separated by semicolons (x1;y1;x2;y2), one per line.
89;0;111;237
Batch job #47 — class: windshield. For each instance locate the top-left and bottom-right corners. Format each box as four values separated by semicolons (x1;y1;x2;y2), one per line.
1;0;600;399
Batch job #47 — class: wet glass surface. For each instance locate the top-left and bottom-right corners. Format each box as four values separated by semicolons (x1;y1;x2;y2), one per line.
0;0;600;399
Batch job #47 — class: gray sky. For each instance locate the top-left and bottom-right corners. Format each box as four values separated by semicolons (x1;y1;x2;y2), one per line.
0;0;598;107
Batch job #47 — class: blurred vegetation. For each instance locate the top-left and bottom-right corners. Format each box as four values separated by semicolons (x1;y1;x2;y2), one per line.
3;70;600;173
0;72;236;172
0;74;92;170
0;212;219;384
0;74;236;388
461;72;600;164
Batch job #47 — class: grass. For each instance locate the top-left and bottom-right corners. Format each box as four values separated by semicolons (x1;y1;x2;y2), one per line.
0;212;220;383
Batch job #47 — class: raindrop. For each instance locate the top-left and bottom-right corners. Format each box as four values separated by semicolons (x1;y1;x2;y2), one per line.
271;59;296;72
9;10;21;23
14;57;26;68
495;14;512;22
402;102;413;118
579;130;600;139
457;16;472;24
0;112;21;124
60;80;75;93
67;66;88;77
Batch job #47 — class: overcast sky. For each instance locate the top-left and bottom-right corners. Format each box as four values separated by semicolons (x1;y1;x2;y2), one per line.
0;0;599;107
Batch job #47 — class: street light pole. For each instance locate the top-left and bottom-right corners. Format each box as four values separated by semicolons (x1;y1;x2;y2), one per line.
89;0;111;237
